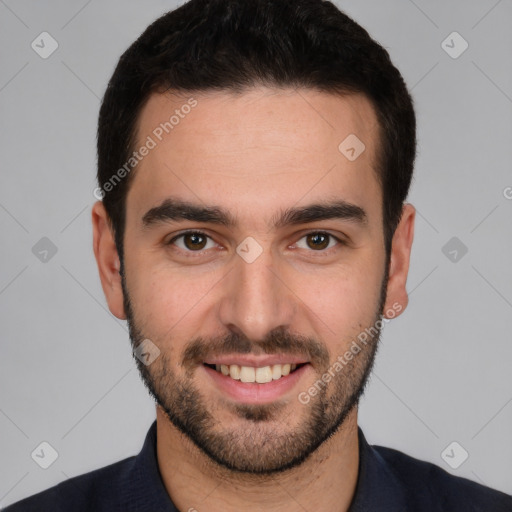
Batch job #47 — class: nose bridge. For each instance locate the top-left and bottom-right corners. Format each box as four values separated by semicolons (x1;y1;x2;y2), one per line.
218;245;295;341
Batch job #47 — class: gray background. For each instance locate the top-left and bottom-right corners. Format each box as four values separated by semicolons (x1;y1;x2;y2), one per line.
1;0;511;507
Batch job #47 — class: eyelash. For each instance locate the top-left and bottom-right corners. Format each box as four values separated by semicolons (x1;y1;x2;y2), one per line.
166;230;345;256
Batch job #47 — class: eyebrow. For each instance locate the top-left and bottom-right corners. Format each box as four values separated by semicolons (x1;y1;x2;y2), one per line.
141;197;368;231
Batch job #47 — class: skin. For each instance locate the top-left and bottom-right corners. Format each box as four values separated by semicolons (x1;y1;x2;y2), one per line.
92;87;415;511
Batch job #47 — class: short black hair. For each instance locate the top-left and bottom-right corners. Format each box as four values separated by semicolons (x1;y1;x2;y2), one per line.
97;0;416;269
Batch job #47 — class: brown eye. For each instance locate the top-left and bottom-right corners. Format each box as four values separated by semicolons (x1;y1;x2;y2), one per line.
169;231;215;252
183;232;207;250
294;232;342;252
306;233;330;250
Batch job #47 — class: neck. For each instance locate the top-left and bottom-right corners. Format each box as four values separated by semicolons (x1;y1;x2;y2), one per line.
156;406;360;512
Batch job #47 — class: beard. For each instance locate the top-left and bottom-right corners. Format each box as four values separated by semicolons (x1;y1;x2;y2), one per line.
121;260;389;475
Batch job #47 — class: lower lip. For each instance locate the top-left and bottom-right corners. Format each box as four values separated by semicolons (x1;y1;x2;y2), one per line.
203;364;309;404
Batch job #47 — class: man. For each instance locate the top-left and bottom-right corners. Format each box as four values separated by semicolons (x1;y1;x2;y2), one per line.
6;0;511;510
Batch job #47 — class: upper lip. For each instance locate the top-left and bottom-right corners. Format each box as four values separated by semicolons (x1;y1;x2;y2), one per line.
204;355;309;367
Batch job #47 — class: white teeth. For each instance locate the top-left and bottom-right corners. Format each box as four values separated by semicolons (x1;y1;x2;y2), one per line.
255;366;273;384
213;363;301;383
240;366;256;383
229;364;241;380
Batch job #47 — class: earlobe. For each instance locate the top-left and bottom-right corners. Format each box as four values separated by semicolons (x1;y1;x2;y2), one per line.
91;201;127;320
382;203;415;318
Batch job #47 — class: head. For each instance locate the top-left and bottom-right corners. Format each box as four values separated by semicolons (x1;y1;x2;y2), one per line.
93;0;416;474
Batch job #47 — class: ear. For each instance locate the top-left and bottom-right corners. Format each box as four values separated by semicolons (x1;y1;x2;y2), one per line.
91;201;126;320
383;203;415;318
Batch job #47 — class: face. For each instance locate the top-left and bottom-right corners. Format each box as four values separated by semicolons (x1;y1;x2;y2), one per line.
93;87;414;474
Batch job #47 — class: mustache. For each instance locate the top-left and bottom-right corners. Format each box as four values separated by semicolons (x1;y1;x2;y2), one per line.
182;326;330;370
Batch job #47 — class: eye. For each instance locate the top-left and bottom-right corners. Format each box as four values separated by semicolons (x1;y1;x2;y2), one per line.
294;232;343;251
168;231;217;252
166;230;343;255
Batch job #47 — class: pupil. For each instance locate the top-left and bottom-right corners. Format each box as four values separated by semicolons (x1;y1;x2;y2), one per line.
185;233;206;250
308;233;328;250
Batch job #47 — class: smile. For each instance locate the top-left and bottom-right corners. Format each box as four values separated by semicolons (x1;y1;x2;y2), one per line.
205;363;303;383
202;360;310;404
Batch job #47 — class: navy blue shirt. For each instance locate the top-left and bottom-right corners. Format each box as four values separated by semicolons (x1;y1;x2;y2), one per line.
5;420;512;511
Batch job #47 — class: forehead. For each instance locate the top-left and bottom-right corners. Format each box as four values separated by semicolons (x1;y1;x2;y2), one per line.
126;87;382;231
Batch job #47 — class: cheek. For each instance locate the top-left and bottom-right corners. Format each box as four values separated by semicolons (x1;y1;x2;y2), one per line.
299;263;383;345
128;261;222;336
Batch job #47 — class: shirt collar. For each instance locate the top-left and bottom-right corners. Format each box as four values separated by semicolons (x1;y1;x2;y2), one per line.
348;426;408;511
123;420;407;511
121;420;178;511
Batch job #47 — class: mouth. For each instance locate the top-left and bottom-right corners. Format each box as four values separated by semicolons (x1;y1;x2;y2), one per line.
202;359;311;404
204;362;306;383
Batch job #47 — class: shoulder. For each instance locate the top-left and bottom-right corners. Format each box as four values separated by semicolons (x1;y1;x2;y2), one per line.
3;455;136;512
374;443;512;511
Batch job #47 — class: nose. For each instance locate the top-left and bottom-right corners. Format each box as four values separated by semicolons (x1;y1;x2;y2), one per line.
217;244;297;343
